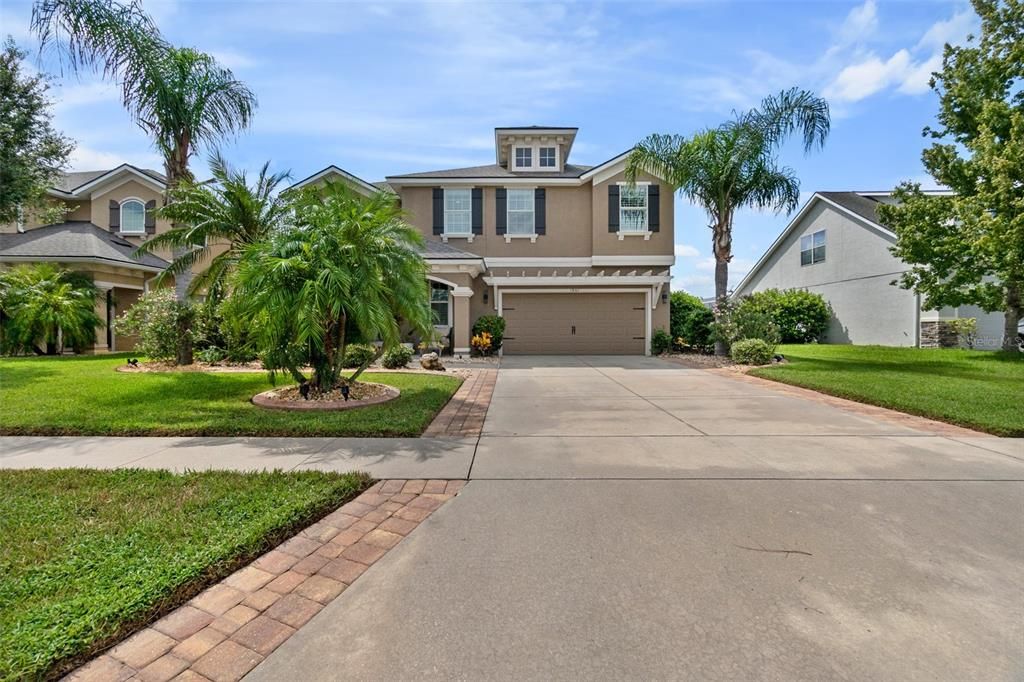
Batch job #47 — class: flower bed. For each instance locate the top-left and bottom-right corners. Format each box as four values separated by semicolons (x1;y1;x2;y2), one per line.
252;381;400;411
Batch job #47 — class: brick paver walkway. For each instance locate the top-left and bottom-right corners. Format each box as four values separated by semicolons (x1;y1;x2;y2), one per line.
422;369;497;438
66;480;464;682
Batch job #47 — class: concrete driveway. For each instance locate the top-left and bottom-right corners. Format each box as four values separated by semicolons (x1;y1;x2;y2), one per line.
249;356;1024;681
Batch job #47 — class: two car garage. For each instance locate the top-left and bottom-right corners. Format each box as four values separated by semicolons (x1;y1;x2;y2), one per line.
500;292;649;355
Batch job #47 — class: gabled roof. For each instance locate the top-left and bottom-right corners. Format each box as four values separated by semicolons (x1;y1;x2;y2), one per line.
288;165;385;196
732;191;898;296
49;164;166;197
0;222;170;272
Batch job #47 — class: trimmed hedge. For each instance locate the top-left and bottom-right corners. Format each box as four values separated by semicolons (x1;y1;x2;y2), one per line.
731;338;776;365
741;288;831;343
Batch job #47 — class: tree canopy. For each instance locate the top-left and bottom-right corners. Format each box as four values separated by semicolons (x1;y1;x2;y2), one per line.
0;39;73;225
878;0;1023;351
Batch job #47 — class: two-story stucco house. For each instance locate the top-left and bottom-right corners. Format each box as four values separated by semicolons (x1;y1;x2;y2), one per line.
0;164;184;352
734;191;1007;349
294;126;674;355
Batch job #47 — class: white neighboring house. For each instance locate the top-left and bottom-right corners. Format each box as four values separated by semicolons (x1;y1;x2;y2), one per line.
733;191;1007;350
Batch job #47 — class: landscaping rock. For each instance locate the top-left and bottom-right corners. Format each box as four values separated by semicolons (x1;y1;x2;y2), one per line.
420;352;445;371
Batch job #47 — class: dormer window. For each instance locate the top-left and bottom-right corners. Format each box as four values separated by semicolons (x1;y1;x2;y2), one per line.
539;147;556;168
514;147;532;168
120;199;146;234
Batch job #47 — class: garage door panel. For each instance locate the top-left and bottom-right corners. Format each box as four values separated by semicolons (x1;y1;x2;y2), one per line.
503;292;645;355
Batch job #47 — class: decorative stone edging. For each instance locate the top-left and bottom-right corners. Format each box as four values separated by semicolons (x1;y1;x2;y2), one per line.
66;480;464;682
251;384;400;411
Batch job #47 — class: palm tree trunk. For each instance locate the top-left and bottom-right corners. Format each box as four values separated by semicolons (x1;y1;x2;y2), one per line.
1002;281;1021;352
166;144;194;364
712;217;732;357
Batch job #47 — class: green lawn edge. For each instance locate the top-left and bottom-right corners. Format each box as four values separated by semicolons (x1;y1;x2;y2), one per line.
748;345;1023;437
0;468;372;680
0;354;463;438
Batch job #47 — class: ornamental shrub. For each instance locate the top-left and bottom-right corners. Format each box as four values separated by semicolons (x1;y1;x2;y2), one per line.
670;291;714;353
651;329;672;355
472;315;505;351
342;343;377;369
114;289;192;361
730;338;775;365
381;345;414;369
741;288;831;343
712;298;780;350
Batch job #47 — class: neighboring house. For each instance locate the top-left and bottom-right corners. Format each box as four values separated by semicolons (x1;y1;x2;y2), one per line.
378;126;674;355
733;191;1006;349
0;165;179;352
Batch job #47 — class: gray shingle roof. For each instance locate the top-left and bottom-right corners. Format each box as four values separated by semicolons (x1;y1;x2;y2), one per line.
388;163;593;180
0;222;170;270
419;240;481;260
52;166;166;194
818;191;887;228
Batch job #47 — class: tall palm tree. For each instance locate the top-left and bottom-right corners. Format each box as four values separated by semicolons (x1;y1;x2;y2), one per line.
626;87;830;355
136;153;291;300
234;182;433;393
0;263;101;354
32;0;257;362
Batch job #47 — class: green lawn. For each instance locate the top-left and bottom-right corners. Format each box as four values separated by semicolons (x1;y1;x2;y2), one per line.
749;344;1024;436
0;468;369;680
0;354;462;436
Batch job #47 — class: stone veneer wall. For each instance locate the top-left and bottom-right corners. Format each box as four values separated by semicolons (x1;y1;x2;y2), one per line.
920;320;959;348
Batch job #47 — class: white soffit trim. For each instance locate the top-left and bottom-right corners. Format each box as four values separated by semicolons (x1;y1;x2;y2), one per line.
591;255;675;266
485;257;592;268
71;165;166;196
732;192;896;296
484;275;670;286
387;176;580;187
289;165;381;196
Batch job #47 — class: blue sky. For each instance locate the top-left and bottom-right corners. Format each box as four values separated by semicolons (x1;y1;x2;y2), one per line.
2;0;975;297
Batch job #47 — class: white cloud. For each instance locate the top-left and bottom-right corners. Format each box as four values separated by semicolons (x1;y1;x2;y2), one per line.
674;243;700;258
209;49;257;71
69;145;161;172
826;49;912;102
0;6;32;42
52;80;120;113
917;9;976;51
838;0;878;45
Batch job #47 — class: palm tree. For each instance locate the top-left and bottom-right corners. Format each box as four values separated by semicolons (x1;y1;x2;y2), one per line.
136;153;291;300
0;263;102;354
626;87;830;355
32;0;257;362
234;182;433;393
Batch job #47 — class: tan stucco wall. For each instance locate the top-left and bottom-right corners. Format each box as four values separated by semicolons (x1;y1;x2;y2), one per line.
591;170;674;257
399;169;674;262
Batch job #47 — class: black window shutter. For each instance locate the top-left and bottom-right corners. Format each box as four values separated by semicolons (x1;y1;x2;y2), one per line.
432;188;444;235
144;199;157;234
471;188;483;235
495;188;507;235
608;185;619;232
109;200;120;231
648;185;660;232
534;188;546;235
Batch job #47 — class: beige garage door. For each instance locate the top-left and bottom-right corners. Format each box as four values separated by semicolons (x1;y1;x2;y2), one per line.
502;292;646;354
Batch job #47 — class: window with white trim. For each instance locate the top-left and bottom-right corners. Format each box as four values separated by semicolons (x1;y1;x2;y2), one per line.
443;189;472;234
514;147;532;168
800;230;826;265
506;189;535;235
430;281;450;326
619;185;648;232
539;147;556;168
120;199;146;233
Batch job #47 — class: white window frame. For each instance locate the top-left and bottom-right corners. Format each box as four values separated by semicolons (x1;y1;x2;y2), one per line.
443;188;472;236
429;281;451;327
119;198;146;234
511;144;560;171
506;188;536;238
800;229;826;266
539;146;557;168
513;146;533;169
618;183;649;236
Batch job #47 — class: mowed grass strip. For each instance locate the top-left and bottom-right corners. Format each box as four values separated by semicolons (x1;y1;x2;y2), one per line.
0;468;369;680
0;354;462;437
749;344;1024;436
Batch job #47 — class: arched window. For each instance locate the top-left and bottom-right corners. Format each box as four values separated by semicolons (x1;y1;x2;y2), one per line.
120;199;146;234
